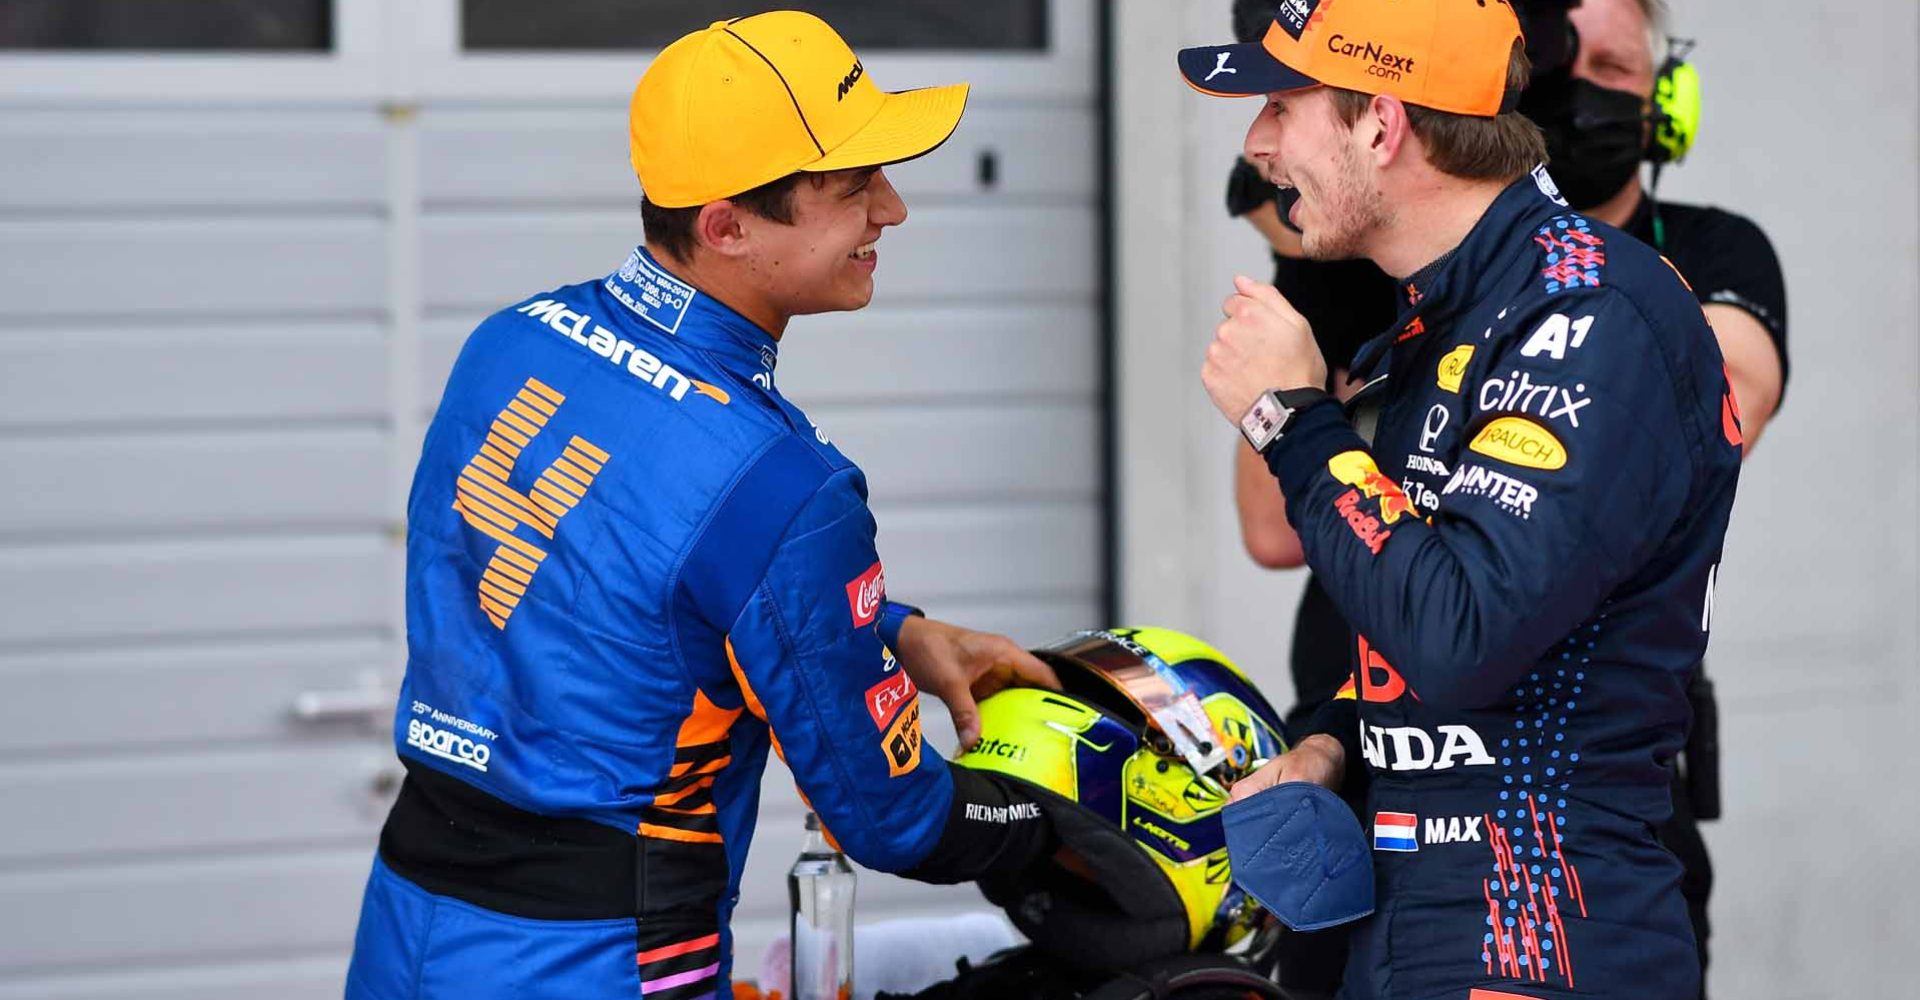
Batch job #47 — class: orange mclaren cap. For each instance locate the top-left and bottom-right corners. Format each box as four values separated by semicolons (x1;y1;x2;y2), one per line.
1178;0;1523;117
630;11;969;208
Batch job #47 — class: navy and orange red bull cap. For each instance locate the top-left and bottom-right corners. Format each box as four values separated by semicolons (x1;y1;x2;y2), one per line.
1178;0;1524;117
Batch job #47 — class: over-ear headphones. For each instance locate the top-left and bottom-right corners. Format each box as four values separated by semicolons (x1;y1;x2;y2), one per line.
1647;37;1700;164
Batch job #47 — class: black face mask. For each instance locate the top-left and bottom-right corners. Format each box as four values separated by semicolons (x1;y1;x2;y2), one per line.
1525;78;1647;210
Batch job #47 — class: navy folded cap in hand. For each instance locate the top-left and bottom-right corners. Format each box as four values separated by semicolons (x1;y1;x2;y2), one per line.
1221;781;1375;932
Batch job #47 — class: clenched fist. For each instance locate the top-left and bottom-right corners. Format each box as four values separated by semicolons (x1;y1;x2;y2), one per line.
1201;274;1329;428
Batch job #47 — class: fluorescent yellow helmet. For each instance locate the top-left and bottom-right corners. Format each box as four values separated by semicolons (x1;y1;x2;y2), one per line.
956;628;1288;970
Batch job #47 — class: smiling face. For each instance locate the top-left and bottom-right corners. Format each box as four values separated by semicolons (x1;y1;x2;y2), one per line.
737;166;907;318
1243;87;1388;261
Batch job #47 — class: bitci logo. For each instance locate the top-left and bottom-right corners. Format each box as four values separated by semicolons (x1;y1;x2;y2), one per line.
846;561;885;627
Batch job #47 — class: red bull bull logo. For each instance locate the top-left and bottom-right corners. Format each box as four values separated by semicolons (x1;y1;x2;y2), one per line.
1328;451;1420;525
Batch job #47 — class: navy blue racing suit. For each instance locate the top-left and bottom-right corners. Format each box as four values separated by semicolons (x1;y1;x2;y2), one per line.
346;247;1052;1000
1267;170;1743;999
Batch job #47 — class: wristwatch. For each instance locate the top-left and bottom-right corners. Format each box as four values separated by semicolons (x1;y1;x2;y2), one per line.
1239;387;1331;453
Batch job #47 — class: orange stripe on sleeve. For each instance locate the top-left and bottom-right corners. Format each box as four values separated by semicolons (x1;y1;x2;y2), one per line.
724;638;788;764
723;638;769;722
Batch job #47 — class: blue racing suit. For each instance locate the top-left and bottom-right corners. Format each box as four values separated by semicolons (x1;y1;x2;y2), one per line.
347;247;1053;1000
1268;171;1743;999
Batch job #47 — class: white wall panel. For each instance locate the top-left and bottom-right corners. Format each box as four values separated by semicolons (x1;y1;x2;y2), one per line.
0;537;389;646
0;112;385;212
812;402;1097;504
0;638;389;753
420;207;1096;313
420;304;1100;409
0;746;391;864
780;304;1102;402
874;502;1100;605
920;596;1107;648
0;430;389;536
0;218;386;322
0;850;370;972
417;107;635;206
0;324;387;428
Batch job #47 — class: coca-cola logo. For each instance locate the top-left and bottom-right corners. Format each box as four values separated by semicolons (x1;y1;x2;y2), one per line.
865;671;916;729
845;561;885;627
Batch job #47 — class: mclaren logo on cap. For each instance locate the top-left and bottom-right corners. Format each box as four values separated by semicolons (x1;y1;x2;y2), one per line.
836;59;864;100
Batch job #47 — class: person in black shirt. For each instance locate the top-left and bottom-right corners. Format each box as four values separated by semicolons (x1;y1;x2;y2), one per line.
1224;1;1787;996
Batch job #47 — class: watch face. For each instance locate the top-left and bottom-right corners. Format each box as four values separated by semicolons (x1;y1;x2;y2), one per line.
1241;393;1285;450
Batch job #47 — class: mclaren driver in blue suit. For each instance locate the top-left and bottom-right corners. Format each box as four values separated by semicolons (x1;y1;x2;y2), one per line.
347;13;1061;1000
1186;2;1741;998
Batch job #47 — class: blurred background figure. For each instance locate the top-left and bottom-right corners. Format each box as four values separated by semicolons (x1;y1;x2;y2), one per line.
1221;1;1785;995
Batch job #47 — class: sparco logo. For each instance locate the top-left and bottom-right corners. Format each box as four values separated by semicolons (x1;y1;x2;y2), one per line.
845;561;885;627
1326;34;1416;81
408;719;491;772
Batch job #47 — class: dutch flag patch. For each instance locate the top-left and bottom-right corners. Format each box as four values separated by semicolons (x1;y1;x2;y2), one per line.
1373;811;1419;852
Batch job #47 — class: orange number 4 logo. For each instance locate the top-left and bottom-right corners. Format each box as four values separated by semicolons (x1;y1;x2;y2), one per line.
449;377;609;629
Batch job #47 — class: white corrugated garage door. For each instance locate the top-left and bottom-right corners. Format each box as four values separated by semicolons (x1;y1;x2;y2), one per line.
0;1;1104;996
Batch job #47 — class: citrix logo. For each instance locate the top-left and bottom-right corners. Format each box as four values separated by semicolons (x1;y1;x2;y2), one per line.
1477;369;1592;427
836;60;864;100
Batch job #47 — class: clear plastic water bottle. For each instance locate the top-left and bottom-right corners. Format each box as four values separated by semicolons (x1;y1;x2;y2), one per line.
788;811;855;1000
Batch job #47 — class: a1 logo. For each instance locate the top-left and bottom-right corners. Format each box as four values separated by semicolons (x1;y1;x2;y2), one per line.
1519;313;1596;361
